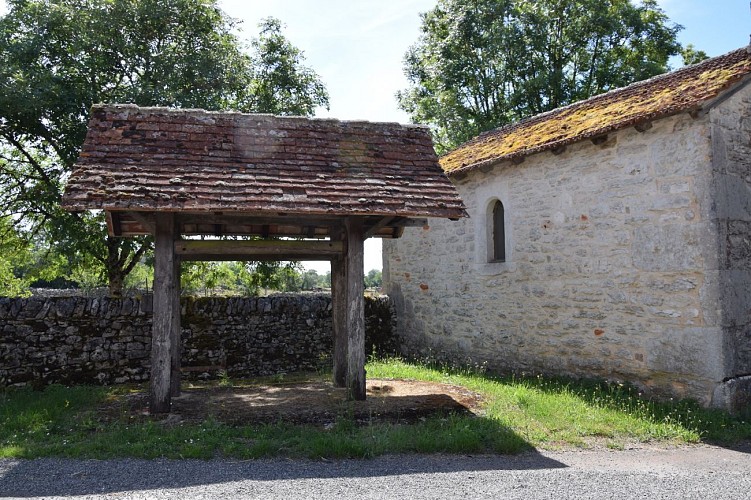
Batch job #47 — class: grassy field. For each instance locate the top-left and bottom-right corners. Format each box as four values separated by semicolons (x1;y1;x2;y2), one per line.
1;358;749;459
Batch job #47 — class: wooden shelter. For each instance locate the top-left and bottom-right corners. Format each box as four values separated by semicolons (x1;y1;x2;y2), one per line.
62;104;466;413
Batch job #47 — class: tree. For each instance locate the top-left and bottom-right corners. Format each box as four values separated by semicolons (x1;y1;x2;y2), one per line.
681;44;709;66
301;269;320;290
242;18;330;116
0;216;31;297
398;0;684;151
0;1;328;296
239;261;303;296
364;269;382;289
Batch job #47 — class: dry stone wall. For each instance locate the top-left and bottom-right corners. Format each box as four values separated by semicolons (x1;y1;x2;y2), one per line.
385;107;748;410
0;294;396;387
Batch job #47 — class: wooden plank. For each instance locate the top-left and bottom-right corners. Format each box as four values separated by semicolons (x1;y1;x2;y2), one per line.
392;218;428;228
331;244;347;387
115;212;420;238
174;239;344;258
150;213;177;413
344;217;366;400
175;213;344;228
125;211;156;234
109;212;123;237
180;253;337;262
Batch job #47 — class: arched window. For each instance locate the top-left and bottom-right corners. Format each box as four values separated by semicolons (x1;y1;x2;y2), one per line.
492;200;505;262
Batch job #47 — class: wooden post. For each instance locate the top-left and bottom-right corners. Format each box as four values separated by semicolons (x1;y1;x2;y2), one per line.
344;217;366;400
331;255;347;387
150;212;177;413
170;251;182;397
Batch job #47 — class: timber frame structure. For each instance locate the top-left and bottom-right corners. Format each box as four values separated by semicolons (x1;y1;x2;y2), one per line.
62;104;466;413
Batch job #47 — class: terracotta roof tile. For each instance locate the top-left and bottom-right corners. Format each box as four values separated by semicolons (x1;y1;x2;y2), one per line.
63;105;467;219
441;47;751;174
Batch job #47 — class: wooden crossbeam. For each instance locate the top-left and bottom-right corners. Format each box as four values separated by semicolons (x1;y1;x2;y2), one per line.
174;239;343;261
364;217;395;239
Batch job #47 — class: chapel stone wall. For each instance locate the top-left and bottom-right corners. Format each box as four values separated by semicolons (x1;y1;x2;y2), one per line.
384;112;730;406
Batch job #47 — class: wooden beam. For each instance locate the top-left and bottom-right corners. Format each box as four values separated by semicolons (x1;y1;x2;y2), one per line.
344;217;366;400
110;212;123;237
331;254;347;388
150;213;178;413
175;213;344;228
180;253;337;262
174;239;344;260
393;218;428;228
364;217;395;239
125;211;156;233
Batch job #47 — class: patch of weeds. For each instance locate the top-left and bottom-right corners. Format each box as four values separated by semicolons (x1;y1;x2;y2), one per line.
218;371;233;388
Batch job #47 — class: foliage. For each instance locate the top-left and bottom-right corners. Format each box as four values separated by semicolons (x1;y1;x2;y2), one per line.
242;18;330;116
301;269;332;290
364;269;382;288
178;260;308;297
681;43;709;66
0;217;31;297
0;215;73;296
0;254;29;298
1;360;749;459
239;261;304;296
0;0;328;295
399;0;685;151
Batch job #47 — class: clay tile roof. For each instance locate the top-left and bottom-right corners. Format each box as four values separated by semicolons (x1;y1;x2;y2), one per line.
62;105;467;219
441;46;751;175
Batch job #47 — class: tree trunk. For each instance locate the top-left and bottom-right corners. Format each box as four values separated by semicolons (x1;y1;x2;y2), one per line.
107;265;125;297
105;236;150;297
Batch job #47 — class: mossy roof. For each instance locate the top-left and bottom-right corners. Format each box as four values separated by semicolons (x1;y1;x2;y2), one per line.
441;47;751;175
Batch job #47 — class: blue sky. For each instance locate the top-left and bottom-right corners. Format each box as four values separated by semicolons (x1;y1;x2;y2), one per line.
216;0;750;125
1;0;748;273
213;0;749;273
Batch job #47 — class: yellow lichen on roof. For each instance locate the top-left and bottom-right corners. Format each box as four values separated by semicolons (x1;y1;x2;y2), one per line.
440;48;751;174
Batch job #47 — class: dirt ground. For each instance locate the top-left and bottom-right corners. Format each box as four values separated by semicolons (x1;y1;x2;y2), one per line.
103;378;484;426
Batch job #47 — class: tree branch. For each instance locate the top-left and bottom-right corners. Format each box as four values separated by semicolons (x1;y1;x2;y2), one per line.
0;133;57;194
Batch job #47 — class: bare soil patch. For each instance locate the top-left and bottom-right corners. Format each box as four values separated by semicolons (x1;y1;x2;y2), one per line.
102;379;484;426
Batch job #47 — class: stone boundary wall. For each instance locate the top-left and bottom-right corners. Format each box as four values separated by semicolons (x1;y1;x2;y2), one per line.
0;294;397;387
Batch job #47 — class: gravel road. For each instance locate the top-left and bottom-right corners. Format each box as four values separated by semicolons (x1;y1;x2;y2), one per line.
1;443;750;499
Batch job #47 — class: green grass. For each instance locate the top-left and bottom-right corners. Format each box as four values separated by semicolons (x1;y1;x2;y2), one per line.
1;358;749;459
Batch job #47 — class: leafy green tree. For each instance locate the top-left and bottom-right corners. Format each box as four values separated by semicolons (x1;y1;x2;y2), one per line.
399;0;685;151
239;261;304;296
681;44;709;66
242;18;330;116
0;216;31;297
364;269;382;289
301;269;321;290
0;214;73;296
0;0;328;296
